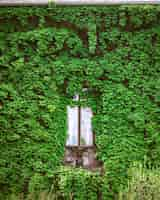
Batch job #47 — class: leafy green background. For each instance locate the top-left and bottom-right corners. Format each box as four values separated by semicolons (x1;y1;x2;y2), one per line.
0;5;160;199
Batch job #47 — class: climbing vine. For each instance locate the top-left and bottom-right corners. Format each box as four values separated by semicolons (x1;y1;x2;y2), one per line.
0;5;160;199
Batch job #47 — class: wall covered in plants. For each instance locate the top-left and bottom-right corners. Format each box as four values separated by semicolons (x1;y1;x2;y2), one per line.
0;5;160;199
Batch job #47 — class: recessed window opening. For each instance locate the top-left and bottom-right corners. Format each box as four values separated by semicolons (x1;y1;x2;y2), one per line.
66;92;94;147
64;88;104;171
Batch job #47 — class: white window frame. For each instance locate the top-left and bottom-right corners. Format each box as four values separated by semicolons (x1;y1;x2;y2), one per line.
66;93;94;147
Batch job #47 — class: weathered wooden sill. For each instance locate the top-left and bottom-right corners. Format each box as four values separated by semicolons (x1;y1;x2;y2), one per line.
64;145;103;172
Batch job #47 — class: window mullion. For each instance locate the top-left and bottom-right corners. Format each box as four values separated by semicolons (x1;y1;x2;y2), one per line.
78;106;81;146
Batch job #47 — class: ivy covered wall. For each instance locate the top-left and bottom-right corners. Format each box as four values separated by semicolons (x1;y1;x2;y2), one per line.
0;5;160;199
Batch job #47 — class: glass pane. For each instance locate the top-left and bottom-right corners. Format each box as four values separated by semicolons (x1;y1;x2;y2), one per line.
66;106;78;146
80;107;93;146
73;94;79;101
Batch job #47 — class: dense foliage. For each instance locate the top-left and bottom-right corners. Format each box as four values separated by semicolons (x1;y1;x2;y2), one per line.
119;163;160;200
0;5;160;199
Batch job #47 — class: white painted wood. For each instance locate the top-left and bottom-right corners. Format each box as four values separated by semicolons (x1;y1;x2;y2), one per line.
80;107;93;146
0;0;160;6
55;0;160;4
66;106;78;146
0;0;49;5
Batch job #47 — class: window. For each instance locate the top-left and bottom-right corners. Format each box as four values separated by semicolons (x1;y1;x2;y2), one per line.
66;94;94;147
64;88;102;171
64;90;103;170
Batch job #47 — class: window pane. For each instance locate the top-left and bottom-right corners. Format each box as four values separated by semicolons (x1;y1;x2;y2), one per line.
66;106;78;146
80;107;93;146
73;94;79;101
